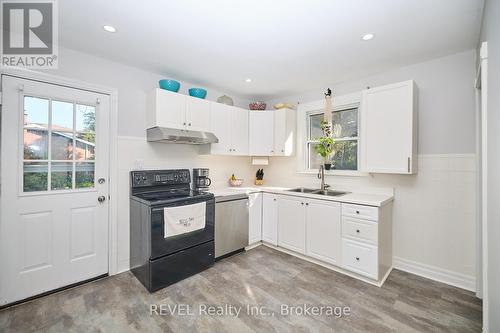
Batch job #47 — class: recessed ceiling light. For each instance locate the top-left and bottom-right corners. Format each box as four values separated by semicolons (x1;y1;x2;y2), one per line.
362;33;375;41
103;25;117;33
245;78;252;83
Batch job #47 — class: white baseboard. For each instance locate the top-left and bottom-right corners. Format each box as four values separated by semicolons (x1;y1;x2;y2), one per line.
393;256;476;292
261;243;387;287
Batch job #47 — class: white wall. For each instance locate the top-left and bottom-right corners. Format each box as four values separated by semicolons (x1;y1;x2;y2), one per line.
46;47;252;137
264;50;478;290
33;46;478;290
268;50;477;154
42;46;256;271
480;0;500;331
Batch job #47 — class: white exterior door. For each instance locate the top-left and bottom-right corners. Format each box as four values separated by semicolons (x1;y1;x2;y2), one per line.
0;75;110;306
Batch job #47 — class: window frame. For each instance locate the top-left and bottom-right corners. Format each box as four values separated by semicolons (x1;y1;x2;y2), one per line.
306;103;361;172
20;93;97;195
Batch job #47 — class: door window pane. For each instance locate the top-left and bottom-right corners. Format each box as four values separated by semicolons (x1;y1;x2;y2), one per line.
24;96;49;129
75;140;95;160
76;162;95;188
76;104;95;133
51;162;73;190
52;100;74;131
23;162;48;192
332;108;358;138
22;96;98;192
24;129;48;159
51;132;73;160
332;140;358;170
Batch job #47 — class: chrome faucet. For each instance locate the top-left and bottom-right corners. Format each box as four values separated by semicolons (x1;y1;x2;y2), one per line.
317;165;330;191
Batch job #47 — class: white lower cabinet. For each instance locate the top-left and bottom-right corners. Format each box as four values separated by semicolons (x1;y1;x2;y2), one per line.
258;193;392;285
248;192;263;245
306;199;341;265
277;196;306;254
262;193;278;245
340;202;393;281
342;239;378;279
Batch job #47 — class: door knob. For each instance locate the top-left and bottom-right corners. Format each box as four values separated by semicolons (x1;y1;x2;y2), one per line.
98;178;106;184
98;195;106;203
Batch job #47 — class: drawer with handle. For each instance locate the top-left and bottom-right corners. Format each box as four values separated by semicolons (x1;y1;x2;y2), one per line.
342;217;378;245
342;239;378;279
342;203;378;221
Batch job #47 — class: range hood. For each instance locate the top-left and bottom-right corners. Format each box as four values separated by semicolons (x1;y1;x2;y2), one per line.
146;126;218;145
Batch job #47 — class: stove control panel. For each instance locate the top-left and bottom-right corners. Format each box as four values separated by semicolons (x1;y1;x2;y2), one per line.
131;169;191;187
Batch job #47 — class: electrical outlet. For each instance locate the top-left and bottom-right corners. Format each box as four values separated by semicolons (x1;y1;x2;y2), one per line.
134;160;144;170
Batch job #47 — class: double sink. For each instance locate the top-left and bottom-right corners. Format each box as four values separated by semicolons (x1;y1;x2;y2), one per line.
287;187;349;197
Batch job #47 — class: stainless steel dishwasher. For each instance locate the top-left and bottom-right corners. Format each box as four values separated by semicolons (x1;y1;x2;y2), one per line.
214;193;249;259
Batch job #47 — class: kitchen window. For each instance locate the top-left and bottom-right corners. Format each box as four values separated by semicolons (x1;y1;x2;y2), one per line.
307;107;359;170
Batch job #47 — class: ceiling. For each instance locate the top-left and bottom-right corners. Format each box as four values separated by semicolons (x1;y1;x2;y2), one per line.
59;0;484;100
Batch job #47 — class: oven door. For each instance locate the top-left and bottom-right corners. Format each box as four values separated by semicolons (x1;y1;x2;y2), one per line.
150;197;215;259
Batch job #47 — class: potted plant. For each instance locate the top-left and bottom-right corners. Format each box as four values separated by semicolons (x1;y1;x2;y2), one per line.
315;121;335;170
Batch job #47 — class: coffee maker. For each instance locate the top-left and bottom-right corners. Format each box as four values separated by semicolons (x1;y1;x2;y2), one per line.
192;168;211;192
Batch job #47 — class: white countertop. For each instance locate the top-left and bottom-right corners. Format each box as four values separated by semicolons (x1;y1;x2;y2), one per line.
210;186;393;207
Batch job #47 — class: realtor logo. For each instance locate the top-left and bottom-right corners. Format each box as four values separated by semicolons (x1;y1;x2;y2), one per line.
1;0;58;68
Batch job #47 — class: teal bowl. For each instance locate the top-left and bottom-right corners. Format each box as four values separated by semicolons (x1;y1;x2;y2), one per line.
189;88;207;99
159;79;180;92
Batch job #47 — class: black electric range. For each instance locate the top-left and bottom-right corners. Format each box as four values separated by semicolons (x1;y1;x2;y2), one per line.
130;169;215;292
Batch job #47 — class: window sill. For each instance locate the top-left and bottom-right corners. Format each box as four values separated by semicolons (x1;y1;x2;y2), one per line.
297;170;369;177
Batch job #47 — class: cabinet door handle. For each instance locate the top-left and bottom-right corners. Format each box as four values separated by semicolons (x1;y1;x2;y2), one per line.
281;149;284;152
356;210;360;214
305;203;309;206
273;198;277;201
183;122;186;126
188;123;192;126
355;257;360;261
408;157;411;173
356;229;360;233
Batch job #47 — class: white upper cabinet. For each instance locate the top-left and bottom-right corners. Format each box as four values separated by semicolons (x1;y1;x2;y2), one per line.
249;111;274;156
273;108;295;156
361;80;418;174
147;88;211;132
248;108;295;156
231;107;249;155
210;103;249;155
210;103;232;154
147;88;186;130
186;96;211;132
